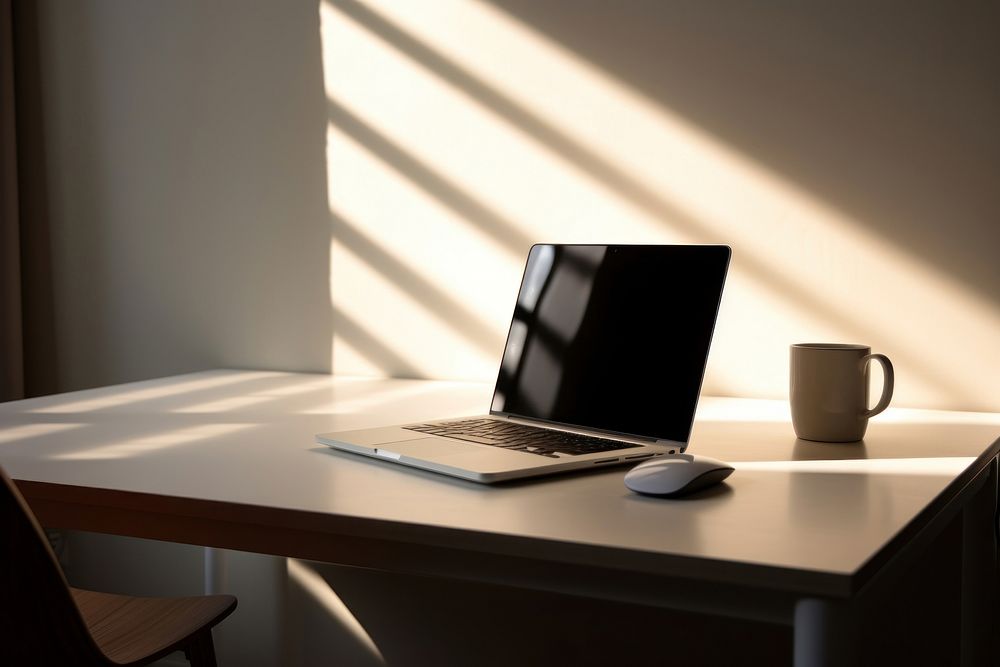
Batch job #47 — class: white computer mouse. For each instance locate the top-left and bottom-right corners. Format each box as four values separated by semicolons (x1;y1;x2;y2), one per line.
624;454;734;497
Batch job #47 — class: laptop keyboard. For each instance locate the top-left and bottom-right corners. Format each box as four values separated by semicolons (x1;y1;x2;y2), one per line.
403;418;639;458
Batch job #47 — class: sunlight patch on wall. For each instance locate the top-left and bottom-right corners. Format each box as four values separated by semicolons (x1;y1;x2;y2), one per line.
321;0;677;382
320;0;1000;411
329;334;388;380
328;231;496;380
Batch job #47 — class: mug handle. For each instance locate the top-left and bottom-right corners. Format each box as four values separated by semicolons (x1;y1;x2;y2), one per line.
861;353;894;418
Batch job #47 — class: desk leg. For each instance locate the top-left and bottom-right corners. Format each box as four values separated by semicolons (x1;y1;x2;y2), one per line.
793;597;858;667
961;458;998;666
204;546;228;595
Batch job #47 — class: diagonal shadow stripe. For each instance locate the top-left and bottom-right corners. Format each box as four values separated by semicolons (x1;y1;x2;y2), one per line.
328;0;973;402
331;210;505;355
329;0;704;237
328;98;533;257
332;305;424;378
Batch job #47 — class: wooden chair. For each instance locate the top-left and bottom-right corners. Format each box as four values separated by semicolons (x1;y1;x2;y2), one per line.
1;465;237;666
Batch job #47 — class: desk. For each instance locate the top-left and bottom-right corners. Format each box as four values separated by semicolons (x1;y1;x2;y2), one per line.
1;370;998;666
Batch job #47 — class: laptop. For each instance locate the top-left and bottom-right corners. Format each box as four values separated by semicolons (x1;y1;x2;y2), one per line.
316;244;731;483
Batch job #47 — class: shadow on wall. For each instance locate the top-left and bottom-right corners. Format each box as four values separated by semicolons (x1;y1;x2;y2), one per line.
487;0;1000;304
293;560;792;666
11;0;61;398
32;0;333;392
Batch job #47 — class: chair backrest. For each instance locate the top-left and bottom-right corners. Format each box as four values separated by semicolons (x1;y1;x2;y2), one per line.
0;465;111;666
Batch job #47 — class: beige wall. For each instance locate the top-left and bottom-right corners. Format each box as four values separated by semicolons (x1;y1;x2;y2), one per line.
324;0;1000;412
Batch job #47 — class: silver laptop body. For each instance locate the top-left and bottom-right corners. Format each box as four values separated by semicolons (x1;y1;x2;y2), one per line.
317;244;731;484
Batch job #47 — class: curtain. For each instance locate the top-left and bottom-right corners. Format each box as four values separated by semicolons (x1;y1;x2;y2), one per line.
1;0;57;402
1;0;24;401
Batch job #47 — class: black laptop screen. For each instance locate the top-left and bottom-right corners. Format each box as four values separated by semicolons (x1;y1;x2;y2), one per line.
490;244;730;444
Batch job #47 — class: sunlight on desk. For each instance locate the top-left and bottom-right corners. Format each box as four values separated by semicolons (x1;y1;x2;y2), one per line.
174;395;277;414
50;423;256;461
875;407;1000;425
258;377;340;397
28;371;278;414
175;378;345;414
696;399;1000;426
735;457;977;476
696;399;791;423
0;423;88;444
298;379;485;416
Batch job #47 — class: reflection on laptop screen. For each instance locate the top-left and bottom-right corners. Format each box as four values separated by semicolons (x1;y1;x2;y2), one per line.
491;244;730;444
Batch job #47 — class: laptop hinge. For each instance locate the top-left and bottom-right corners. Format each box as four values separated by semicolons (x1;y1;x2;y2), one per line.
655;439;687;452
499;414;674;448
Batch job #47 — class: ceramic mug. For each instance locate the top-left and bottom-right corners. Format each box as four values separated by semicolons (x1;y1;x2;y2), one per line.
790;344;894;442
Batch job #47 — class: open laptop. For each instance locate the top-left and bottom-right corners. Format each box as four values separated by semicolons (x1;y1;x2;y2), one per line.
317;244;731;483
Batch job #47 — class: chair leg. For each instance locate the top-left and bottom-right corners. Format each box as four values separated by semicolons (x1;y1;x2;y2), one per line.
183;631;218;667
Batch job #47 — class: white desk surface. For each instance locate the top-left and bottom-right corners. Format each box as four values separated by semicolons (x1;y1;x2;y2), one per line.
2;370;999;600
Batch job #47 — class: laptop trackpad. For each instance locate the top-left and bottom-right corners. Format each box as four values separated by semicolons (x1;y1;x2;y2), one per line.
375;438;472;460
